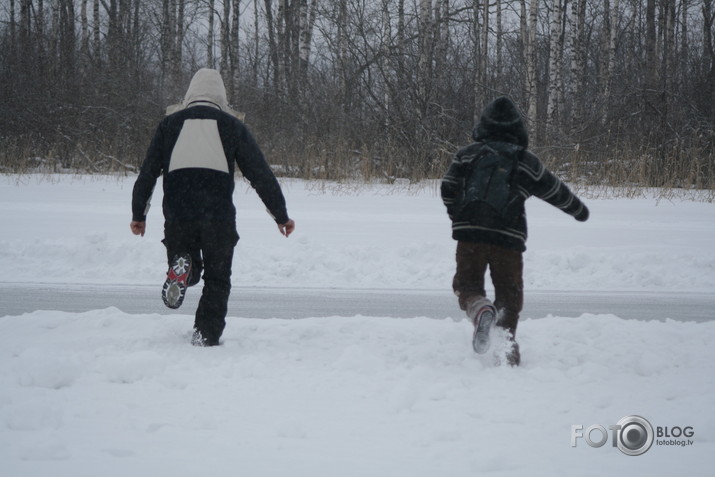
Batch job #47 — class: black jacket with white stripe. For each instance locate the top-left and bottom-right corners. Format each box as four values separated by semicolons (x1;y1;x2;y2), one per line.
441;97;588;252
132;104;289;225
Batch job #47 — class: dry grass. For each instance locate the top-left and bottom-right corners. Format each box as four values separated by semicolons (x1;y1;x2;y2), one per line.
2;135;713;202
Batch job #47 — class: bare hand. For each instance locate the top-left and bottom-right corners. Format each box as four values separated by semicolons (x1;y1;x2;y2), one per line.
130;221;146;237
278;219;295;237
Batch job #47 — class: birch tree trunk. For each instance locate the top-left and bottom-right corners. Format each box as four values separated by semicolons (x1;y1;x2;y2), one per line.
338;0;348;110
264;0;280;94
434;0;450;88
298;0;317;86
520;0;527;98
418;0;432;118
526;0;538;138
207;0;215;68
381;0;392;130
602;0;619;124
496;0;502;77
49;0;59;81
704;0;715;119
231;0;240;101
276;0;288;94
221;0;231;78
472;0;485;120
481;0;489;97
175;0;184;91
161;0;170;90
396;0;406;100
132;0;140;77
298;0;309;82
600;0;610;102
680;0;689;87
546;0;563;129
253;0;259;87
569;0;581;127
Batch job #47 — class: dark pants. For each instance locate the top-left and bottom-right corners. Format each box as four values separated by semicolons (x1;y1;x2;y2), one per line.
452;241;523;337
163;219;239;342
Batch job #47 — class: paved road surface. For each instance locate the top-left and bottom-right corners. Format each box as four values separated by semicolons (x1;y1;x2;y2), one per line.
1;283;713;323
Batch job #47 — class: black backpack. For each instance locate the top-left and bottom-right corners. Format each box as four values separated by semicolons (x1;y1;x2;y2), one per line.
455;142;522;221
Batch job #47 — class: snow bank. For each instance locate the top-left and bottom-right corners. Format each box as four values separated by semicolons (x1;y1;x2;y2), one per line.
1;175;714;475
1;309;713;476
1;175;714;292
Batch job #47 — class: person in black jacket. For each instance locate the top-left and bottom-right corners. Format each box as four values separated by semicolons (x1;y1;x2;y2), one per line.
441;96;589;365
131;68;295;347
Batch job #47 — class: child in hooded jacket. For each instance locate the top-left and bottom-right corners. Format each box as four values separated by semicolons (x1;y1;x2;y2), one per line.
441;96;589;365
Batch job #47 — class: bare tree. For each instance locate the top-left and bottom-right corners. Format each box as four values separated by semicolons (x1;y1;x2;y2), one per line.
0;0;713;187
664;0;676;97
207;0;215;68
58;0;76;86
9;0;16;51
481;0;489;107
525;0;538;138
546;0;564;130
569;0;585;128
471;0;486;119
175;0;185;93
298;0;317;84
680;0;689;87
646;0;657;84
337;0;348;110
418;0;433;118
602;0;619;125
432;0;450;114
703;0;715;118
93;0;101;67
495;0;502;77
81;0;89;61
221;0;231;77
264;0;281;93
231;0;241;101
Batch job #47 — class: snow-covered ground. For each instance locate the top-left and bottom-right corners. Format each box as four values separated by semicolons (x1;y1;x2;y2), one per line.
1;174;714;476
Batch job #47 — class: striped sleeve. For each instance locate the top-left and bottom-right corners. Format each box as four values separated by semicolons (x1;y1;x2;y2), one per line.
520;153;589;221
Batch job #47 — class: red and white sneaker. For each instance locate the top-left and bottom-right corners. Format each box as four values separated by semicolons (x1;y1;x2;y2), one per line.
162;254;192;309
472;304;497;354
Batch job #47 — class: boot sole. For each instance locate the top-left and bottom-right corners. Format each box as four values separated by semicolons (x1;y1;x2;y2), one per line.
162;254;192;309
472;308;497;354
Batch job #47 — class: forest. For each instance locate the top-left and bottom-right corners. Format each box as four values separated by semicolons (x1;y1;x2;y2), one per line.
1;0;713;190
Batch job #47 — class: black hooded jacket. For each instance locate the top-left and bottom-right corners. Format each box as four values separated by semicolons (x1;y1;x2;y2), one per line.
441;96;588;252
132;70;288;225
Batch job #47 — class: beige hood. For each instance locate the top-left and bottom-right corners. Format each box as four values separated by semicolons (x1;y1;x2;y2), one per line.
166;68;244;120
183;68;229;110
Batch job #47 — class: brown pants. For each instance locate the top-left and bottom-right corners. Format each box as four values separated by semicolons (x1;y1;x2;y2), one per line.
452;242;524;337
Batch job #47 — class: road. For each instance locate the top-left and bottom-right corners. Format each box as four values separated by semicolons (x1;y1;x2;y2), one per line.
1;283;713;323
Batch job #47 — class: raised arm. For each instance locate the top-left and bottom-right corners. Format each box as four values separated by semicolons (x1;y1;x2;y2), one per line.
520;152;589;222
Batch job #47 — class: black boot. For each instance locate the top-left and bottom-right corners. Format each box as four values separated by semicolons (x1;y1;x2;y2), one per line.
191;329;219;347
505;338;521;367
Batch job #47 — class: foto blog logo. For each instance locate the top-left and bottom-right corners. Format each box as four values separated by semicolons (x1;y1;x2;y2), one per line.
571;415;695;456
